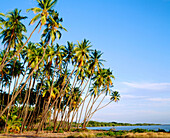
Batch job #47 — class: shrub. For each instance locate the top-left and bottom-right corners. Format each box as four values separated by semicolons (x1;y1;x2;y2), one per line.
130;128;149;133
157;128;166;132
96;133;104;137
44;126;53;131
58;129;64;133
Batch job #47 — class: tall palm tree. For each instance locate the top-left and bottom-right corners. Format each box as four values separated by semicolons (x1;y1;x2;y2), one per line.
88;49;104;73
110;91;120;102
76;50;105;128
27;0;58;31
0;9;27;49
0;0;59;71
82;68;116;128
0;9;27;68
42;10;67;45
75;39;92;68
63;41;75;66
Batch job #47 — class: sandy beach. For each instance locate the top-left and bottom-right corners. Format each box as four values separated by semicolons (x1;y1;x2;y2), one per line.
1;130;170;138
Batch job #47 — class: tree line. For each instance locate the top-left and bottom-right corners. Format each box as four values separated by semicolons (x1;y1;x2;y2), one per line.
0;0;120;133
86;121;160;127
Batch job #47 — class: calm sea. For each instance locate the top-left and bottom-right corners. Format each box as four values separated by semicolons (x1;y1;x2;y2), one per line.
87;125;170;132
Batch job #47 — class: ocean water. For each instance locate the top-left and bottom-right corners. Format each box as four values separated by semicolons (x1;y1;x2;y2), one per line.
87;125;170;132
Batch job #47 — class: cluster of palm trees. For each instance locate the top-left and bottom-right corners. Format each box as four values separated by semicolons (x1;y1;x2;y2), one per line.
0;0;120;133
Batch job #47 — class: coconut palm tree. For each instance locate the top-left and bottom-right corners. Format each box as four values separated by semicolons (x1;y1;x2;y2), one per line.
0;9;27;49
0;9;27;68
75;39;92;68
27;0;58;31
0;0;59;71
42;10;67;45
88;49;104;73
82;68;116;128
63;41;75;66
76;50;105;128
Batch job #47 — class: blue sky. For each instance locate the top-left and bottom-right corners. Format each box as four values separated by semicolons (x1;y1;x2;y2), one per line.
1;0;170;124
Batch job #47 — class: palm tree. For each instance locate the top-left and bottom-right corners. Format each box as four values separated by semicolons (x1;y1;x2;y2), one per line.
76;50;105;128
54;43;65;70
110;91;120;102
75;39;92;68
1;9;27;49
88;49;104;73
27;0;58;31
4;59;24;132
0;9;27;68
82;68;116;128
0;0;59;71
64;41;75;65
42;10;67;45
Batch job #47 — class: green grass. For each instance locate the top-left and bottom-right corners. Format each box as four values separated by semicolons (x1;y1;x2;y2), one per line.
96;130;127;137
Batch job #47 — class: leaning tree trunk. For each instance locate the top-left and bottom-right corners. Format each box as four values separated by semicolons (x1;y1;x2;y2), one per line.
20;75;33;133
0;42;47;118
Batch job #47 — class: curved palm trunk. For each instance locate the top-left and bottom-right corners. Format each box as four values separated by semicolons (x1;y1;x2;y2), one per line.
36;63;78;133
27;80;43;130
77;78;91;128
57;71;82;131
5;74;20;133
82;96;93;129
37;63;57;132
83;92;105;128
67;78;91;130
0;43;47;118
4;83;11;132
86;101;112;127
20;75;32;133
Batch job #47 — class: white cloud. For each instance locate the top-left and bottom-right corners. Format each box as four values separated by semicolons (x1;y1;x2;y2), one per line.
121;94;147;99
122;82;170;91
147;98;170;102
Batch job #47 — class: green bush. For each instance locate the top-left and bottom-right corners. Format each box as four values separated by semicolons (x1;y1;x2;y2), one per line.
58;129;64;133
96;133;104;136
97;130;126;136
157;128;166;132
44;126;53;131
130;128;156;133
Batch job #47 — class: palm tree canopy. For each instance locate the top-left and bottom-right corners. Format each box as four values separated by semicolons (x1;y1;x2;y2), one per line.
0;9;27;49
27;0;58;26
42;10;67;44
88;49;105;73
110;91;120;102
75;39;92;67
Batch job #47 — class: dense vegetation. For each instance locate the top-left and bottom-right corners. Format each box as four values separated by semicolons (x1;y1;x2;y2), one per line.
86;121;160;127
0;0;120;134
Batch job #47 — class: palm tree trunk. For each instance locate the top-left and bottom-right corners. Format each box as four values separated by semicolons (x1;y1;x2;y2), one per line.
77;78;91;128
20;75;32;133
0;42;47;118
4;83;11;132
27;81;43;130
82;96;93;129
5;75;20;133
36;63;78;133
86;101;112;127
